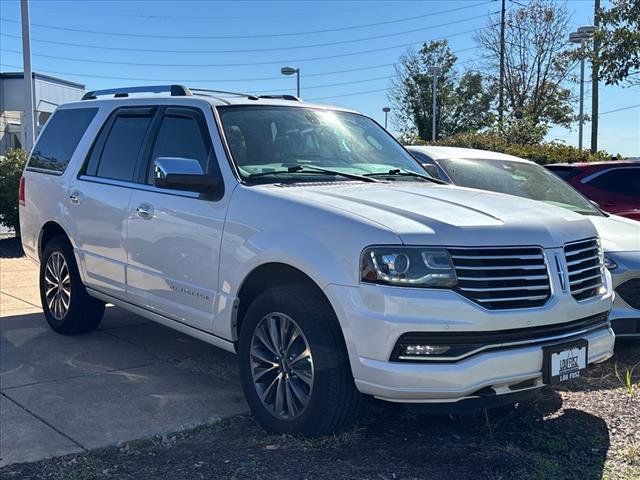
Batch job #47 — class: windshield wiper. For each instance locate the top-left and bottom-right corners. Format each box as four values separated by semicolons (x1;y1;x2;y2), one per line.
364;168;447;184
247;164;379;183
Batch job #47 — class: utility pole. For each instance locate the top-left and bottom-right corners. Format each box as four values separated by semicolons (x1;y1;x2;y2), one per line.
499;0;506;124
20;0;35;151
590;0;601;153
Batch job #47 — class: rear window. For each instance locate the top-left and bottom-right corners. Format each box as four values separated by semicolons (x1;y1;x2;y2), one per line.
546;166;579;180
27;108;98;174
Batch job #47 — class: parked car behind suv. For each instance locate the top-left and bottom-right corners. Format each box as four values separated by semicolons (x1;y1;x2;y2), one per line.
20;86;615;436
545;161;640;221
407;146;640;338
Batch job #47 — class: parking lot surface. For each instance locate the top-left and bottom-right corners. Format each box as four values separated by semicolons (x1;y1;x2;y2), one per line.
0;250;247;467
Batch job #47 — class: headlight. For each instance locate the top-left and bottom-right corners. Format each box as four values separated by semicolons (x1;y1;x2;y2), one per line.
361;246;457;287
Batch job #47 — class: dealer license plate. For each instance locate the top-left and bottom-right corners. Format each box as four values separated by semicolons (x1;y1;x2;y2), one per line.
542;339;588;385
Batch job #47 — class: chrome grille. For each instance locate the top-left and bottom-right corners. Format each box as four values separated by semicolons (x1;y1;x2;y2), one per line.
564;238;605;301
448;247;551;310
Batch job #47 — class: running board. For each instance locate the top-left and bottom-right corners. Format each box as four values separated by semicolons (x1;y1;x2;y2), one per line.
87;288;236;355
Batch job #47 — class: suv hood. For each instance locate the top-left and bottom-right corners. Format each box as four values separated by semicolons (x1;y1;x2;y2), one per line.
589;215;640;252
267;182;597;248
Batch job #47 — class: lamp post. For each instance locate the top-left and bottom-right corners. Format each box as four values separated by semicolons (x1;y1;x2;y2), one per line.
427;66;441;141
569;26;596;151
281;66;300;98
382;107;390;129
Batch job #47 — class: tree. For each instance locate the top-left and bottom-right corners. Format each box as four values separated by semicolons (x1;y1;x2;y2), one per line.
0;149;28;235
389;40;494;141
476;0;574;134
596;0;640;86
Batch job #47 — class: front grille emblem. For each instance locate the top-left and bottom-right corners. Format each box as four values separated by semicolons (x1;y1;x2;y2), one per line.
555;254;568;293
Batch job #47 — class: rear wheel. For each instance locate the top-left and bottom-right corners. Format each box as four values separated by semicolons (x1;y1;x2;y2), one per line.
40;235;105;334
238;285;361;436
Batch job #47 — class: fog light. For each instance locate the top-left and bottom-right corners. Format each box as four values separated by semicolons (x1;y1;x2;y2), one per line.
402;345;450;356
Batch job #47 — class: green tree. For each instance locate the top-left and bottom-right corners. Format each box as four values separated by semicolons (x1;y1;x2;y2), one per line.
476;0;575;134
389;40;494;141
0;148;28;235
596;0;640;86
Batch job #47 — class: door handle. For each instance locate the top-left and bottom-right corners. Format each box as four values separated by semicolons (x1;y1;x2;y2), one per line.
136;203;154;220
69;190;82;205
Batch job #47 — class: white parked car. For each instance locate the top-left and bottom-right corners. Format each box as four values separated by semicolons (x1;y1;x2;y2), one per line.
20;86;615;435
407;146;640;339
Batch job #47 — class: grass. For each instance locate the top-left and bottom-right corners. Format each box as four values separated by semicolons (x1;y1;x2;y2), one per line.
614;361;639;396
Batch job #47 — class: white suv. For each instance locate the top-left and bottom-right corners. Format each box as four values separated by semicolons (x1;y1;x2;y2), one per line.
19;85;615;435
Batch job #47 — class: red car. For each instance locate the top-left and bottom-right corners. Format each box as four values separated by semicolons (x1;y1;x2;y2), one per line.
546;161;640;221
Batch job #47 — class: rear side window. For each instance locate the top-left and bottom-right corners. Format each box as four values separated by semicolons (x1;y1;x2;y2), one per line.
84;107;155;183
97;115;152;181
27;108;98;173
586;168;640;197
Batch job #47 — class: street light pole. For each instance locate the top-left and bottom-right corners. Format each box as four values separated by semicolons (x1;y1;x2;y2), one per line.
569;26;596;152
427;66;441;141
281;66;300;98
20;0;35;152
382;107;390;129
578;42;586;151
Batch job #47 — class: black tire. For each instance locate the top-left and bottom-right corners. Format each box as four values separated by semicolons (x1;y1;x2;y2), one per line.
238;284;361;436
40;235;105;334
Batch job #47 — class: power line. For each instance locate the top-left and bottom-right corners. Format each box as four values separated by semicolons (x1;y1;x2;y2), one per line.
598;104;640;116
0;12;495;55
0;62;394;83
26;2;387;20
307;88;391;101
0;26;490;67
0;2;493;40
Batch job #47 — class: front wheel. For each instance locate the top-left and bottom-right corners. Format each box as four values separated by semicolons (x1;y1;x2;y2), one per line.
238;285;360;436
40;235;105;334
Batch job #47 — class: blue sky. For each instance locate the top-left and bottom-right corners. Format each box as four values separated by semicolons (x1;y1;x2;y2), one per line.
0;0;637;156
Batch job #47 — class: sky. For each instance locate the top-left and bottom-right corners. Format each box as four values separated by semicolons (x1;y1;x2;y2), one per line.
0;0;638;156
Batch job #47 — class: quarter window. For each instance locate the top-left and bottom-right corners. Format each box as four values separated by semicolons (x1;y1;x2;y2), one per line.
27;108;98;173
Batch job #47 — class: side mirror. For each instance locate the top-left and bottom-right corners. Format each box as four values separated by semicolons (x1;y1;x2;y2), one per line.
421;163;440;179
154;157;220;194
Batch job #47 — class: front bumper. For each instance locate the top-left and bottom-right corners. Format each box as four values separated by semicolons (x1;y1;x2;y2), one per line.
608;251;640;338
326;279;614;404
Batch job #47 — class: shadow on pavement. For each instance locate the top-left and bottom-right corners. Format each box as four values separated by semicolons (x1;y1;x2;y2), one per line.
0;237;24;259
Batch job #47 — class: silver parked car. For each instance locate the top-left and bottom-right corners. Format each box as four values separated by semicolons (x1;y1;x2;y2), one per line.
407;146;640;339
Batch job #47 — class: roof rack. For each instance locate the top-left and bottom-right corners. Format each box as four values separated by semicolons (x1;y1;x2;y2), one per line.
82;84;192;100
189;89;300;102
257;94;301;101
189;88;259;100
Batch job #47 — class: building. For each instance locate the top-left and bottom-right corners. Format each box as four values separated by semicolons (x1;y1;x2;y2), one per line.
0;72;85;154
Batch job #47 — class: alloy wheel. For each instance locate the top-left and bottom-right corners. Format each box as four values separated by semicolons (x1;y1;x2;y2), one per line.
250;312;314;419
44;252;71;320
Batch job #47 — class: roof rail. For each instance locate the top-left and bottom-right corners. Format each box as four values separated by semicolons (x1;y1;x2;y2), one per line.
258;94;301;101
82;84;192;100
189;88;259;100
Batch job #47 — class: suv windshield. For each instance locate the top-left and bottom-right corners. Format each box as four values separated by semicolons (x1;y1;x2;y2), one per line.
439;158;602;216
218;106;429;183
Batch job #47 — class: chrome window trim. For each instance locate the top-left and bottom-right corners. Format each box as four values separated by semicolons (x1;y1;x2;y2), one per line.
77;174;201;199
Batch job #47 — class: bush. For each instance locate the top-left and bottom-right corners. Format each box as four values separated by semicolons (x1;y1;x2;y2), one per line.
0;148;28;235
408;132;616;165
